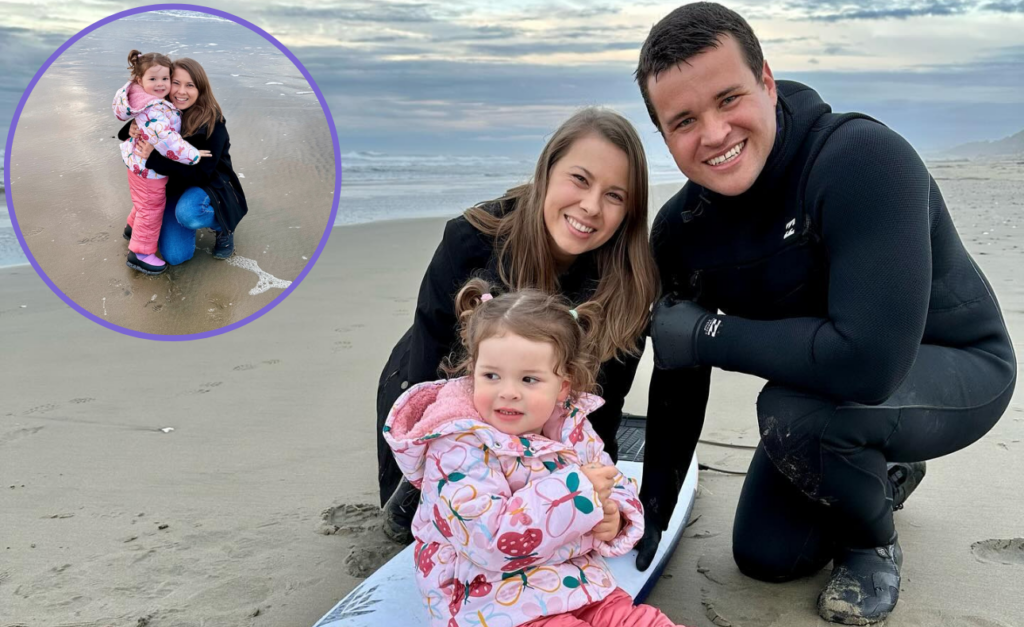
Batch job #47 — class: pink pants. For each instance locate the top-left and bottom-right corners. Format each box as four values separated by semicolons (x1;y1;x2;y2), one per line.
126;170;168;255
523;588;687;627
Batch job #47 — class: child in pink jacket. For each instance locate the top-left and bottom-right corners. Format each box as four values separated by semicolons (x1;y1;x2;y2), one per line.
113;49;208;275
383;278;690;627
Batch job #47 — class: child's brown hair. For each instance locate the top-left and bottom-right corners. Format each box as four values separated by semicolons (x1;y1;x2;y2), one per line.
127;49;173;82
445;278;603;400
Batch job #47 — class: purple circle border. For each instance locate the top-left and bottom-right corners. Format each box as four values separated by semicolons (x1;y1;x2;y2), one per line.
3;4;342;341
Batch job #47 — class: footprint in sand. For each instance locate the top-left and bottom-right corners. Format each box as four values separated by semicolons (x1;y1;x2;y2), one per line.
68;398;94;404
23;403;59;416
78;232;110;244
233;364;256;371
191;382;223;394
319;503;404;578
971;538;1024;566
0;426;45;446
262;359;280;365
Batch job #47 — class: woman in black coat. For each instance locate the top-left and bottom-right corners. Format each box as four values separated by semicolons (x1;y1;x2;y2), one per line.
120;57;247;264
377;108;659;543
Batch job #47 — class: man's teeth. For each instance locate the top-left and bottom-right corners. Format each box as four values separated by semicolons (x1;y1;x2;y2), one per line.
707;141;745;166
567;217;595;233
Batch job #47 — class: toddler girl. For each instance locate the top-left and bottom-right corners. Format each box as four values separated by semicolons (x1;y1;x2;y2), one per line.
383;278;689;627
112;50;208;275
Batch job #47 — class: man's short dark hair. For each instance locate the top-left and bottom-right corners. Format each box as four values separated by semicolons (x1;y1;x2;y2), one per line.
636;2;764;132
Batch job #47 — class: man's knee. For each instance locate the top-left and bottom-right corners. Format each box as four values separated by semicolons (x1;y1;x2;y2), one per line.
733;534;829;583
733;534;802;583
756;384;837;490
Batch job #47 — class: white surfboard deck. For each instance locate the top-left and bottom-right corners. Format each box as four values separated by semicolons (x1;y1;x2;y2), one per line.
315;454;699;627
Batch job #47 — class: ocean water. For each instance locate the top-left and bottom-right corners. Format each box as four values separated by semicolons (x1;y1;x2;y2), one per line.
4;144;684;267
335;151;686;226
0;148;23;268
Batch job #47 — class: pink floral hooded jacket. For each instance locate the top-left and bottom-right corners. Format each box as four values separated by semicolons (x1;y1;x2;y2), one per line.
383;377;645;627
112;81;200;179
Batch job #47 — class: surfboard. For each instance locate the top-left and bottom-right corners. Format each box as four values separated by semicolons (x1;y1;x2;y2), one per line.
315;418;698;627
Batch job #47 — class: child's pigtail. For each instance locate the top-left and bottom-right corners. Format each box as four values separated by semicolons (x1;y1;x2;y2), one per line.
563;301;603;398
442;278;497;378
127;49;142;76
454;277;494;324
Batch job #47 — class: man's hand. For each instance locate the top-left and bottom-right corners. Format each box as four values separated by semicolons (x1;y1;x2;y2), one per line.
591;498;622;542
650;296;714;370
580;463;618;503
635;519;662;571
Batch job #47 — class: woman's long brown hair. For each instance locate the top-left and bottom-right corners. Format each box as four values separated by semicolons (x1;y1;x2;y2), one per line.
172;58;224;139
464;108;658;364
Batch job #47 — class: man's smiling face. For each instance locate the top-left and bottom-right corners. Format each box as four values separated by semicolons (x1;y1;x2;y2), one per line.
647;34;778;197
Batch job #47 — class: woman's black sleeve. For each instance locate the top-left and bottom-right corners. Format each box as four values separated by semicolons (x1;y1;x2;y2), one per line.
144;124;228;187
588;344;644;459
117;121;132;141
404;219;482;385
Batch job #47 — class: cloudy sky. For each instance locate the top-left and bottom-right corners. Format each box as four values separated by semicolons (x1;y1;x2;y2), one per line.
1;0;1022;159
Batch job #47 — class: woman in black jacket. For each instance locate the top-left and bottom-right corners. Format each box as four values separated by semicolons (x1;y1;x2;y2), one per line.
377;108;659;543
120;58;247;264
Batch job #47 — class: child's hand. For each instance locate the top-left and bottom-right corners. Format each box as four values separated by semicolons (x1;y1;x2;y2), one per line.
133;141;154;160
198;150;213;159
591;498;621;542
580;463;618;503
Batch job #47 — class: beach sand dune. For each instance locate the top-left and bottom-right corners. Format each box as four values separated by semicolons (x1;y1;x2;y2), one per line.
5;15;334;335
2;164;1023;626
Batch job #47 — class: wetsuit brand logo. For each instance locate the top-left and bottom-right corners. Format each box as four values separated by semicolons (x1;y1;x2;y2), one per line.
703;318;722;338
783;219;796;240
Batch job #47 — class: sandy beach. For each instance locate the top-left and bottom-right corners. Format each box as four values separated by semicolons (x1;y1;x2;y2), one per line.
2;164;1023;626
5;13;335;336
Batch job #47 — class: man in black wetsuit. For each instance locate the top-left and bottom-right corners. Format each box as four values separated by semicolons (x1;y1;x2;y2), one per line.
632;3;1016;624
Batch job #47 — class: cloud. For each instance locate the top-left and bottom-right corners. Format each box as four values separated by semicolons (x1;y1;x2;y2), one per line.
820;44;871;56
771;0;1010;21
979;1;1024;11
262;2;437;23
465;40;641;56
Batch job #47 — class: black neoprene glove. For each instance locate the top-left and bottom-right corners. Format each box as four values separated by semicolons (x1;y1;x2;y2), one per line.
650;296;714;370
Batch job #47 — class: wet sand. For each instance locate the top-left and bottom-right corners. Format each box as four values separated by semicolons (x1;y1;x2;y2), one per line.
2;164;1023;626
5;15;335;335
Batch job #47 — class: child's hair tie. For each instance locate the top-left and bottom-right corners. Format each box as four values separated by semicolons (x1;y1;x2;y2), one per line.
569;308;579;321
480;293;493;302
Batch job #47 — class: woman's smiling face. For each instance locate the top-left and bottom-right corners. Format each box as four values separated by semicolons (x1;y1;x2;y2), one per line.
170;68;199;110
542;133;630;268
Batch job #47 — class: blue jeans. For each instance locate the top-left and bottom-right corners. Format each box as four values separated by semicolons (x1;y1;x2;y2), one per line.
158;187;221;266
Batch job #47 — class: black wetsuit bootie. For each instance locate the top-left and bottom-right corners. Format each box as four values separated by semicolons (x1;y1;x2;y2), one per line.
123;224;132;241
381;478;419;545
818;537;903;625
888;461;926;510
213;231;234;259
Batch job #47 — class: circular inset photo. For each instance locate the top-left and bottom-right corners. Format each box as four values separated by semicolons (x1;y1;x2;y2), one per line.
4;6;339;339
